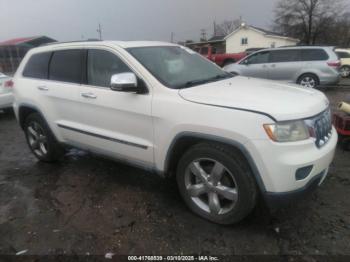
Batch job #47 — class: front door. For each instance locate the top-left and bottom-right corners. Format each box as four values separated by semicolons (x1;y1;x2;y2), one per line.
240;51;270;79
75;48;154;167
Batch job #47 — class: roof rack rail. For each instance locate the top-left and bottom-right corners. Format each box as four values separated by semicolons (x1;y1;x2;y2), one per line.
278;44;333;48
40;39;102;47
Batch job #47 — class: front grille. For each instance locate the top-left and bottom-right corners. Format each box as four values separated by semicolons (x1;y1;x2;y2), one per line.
308;108;332;148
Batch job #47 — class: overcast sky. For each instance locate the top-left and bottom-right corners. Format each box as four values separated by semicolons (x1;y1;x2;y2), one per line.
0;0;289;42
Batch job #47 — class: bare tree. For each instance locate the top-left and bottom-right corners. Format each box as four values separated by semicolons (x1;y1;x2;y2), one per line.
215;19;241;36
274;0;345;45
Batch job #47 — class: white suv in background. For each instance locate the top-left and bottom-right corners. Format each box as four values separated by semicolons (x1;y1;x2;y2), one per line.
0;72;13;112
12;41;337;224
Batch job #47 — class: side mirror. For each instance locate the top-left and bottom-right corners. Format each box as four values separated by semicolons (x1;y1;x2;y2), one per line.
242;59;250;66
110;72;138;93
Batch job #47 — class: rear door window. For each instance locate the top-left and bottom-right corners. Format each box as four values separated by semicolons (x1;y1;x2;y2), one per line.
23;52;52;79
301;49;329;61
270;50;300;63
49;49;83;84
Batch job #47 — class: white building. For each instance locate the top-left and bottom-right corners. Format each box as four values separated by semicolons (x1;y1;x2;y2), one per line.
225;23;299;53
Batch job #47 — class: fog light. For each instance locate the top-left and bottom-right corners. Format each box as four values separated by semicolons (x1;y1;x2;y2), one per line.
295;165;313;180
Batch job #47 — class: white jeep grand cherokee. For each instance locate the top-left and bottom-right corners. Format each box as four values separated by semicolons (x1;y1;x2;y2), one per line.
12;41;337;224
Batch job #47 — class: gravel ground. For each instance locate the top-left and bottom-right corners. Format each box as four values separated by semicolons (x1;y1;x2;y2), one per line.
0;87;349;258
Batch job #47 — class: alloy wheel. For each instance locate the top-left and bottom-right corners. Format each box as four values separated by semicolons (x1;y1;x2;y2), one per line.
184;158;238;215
27;121;48;157
300;76;316;88
340;67;350;78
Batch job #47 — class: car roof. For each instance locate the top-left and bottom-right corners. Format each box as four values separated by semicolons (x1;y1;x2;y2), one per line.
32;40;177;53
268;46;335;51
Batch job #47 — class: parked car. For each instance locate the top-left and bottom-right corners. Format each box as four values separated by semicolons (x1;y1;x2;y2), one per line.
224;46;341;88
12;41;337;224
335;48;350;78
193;45;246;67
0;72;13;113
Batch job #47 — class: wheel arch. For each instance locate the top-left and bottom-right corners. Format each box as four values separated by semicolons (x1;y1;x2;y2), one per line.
163;132;267;193
18;103;49;130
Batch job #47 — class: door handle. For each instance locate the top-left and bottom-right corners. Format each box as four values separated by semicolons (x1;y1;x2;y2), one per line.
271;64;276;68
37;86;49;91
81;92;97;99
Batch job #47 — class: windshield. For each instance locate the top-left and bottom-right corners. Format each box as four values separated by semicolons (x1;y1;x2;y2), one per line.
127;46;232;89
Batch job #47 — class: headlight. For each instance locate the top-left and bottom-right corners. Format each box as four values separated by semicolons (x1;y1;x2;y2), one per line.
263;120;310;142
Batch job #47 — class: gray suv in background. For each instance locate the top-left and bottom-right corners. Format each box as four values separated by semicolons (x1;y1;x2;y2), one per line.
223;46;340;88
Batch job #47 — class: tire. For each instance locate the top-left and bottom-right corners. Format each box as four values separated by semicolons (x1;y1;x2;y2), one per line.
24;113;64;162
176;143;257;224
297;74;319;88
340;66;350;78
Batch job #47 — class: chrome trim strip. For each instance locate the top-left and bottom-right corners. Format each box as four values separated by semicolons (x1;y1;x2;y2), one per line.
57;124;148;150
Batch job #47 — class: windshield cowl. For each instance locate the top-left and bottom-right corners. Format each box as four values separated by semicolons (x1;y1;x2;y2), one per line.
180;73;233;89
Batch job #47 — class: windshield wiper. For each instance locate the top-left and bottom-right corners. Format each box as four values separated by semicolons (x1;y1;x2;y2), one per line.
182;73;232;88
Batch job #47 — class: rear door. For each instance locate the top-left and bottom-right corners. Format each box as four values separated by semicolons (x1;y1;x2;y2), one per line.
75;48;154;166
45;49;85;142
239;51;270;79
268;49;302;81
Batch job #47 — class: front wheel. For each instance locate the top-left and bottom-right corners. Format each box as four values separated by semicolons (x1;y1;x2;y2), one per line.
297;74;319;88
24;113;64;162
176;143;257;224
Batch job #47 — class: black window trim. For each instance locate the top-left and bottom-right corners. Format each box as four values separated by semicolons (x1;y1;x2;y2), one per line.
21;47;149;93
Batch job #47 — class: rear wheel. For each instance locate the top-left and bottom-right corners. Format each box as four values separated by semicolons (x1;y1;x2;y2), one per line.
24;113;64;162
176;143;257;224
340;66;350;78
297;74;319;88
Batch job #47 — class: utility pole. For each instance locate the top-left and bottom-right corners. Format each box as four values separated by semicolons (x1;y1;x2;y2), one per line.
97;23;103;40
213;21;217;37
200;29;207;41
170;32;174;43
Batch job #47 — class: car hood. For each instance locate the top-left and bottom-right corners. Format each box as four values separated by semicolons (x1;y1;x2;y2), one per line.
178;76;329;121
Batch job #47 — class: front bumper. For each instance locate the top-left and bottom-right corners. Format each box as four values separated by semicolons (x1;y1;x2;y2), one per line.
264;169;328;208
0;92;14;109
245;127;338;205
